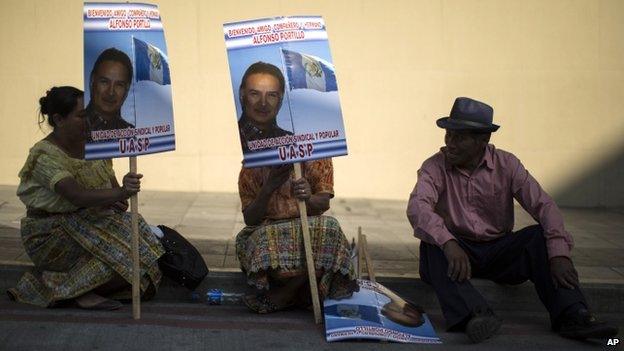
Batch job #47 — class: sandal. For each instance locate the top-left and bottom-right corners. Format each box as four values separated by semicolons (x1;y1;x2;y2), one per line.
76;298;123;311
242;293;280;314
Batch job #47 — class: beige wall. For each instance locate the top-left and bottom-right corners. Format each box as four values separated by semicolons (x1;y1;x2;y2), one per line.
1;0;623;206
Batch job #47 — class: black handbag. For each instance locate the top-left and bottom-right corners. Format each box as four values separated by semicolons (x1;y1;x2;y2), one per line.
157;225;208;290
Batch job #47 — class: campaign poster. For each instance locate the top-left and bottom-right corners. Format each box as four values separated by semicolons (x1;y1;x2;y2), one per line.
324;280;441;344
224;16;347;168
83;2;175;160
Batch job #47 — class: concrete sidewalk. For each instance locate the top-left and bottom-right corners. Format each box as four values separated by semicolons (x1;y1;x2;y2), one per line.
1;184;623;349
1;299;620;351
1;184;623;284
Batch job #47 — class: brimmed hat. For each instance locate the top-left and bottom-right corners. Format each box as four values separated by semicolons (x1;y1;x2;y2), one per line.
436;97;500;132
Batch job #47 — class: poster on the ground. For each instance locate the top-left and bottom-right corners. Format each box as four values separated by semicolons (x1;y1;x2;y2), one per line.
223;16;347;168
83;2;175;160
324;279;441;344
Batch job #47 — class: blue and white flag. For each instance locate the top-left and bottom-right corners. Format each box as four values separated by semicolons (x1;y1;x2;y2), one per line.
134;37;171;85
282;48;337;92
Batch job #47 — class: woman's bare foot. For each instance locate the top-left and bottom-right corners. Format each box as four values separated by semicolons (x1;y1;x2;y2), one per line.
265;286;297;309
243;275;309;314
75;292;122;310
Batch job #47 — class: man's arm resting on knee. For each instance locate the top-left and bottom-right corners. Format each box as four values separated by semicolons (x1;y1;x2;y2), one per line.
407;167;455;247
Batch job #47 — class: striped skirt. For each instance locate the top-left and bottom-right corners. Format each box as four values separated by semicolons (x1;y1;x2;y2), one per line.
235;215;355;299
8;208;164;307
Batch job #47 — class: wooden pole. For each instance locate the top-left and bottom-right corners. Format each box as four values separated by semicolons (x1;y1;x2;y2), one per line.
360;233;376;283
130;156;141;319
357;227;363;279
293;163;322;324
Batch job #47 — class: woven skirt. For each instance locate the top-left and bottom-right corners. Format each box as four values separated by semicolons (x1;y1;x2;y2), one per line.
235;215;355;299
8;208;164;307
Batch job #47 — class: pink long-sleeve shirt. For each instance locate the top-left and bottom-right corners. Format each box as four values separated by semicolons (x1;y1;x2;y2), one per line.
407;144;573;259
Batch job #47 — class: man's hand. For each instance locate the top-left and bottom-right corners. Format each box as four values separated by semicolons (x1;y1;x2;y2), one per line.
265;164;292;192
550;256;579;289
443;240;471;282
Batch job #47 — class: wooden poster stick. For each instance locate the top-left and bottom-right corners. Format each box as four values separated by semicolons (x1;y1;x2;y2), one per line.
357;227;364;279
293;163;322;324
130;156;141;319
360;233;376;283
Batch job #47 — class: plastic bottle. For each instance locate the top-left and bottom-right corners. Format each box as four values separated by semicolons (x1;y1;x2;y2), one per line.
191;289;243;305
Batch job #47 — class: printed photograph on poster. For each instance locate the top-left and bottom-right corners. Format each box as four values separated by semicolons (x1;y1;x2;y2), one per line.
83;2;175;160
224;16;347;168
324;279;441;344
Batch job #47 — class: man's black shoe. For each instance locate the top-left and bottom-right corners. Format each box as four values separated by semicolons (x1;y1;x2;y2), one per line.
558;308;619;340
465;309;502;343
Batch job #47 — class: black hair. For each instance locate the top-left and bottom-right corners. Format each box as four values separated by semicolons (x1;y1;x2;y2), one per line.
239;61;285;94
38;86;84;128
381;302;424;328
89;47;133;85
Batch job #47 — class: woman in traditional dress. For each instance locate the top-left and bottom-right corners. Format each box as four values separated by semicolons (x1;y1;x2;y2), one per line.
7;86;164;310
236;159;356;313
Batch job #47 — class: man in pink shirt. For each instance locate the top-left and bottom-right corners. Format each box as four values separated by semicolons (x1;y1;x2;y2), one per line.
407;97;618;343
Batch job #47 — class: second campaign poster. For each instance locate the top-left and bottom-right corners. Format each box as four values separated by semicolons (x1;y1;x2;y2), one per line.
224;16;347;168
83;2;175;160
324;280;441;344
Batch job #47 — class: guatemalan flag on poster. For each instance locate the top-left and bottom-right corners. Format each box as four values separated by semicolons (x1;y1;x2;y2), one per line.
281;49;337;92
134;37;171;85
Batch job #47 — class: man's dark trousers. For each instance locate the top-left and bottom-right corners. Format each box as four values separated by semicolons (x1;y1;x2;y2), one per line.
419;225;587;330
